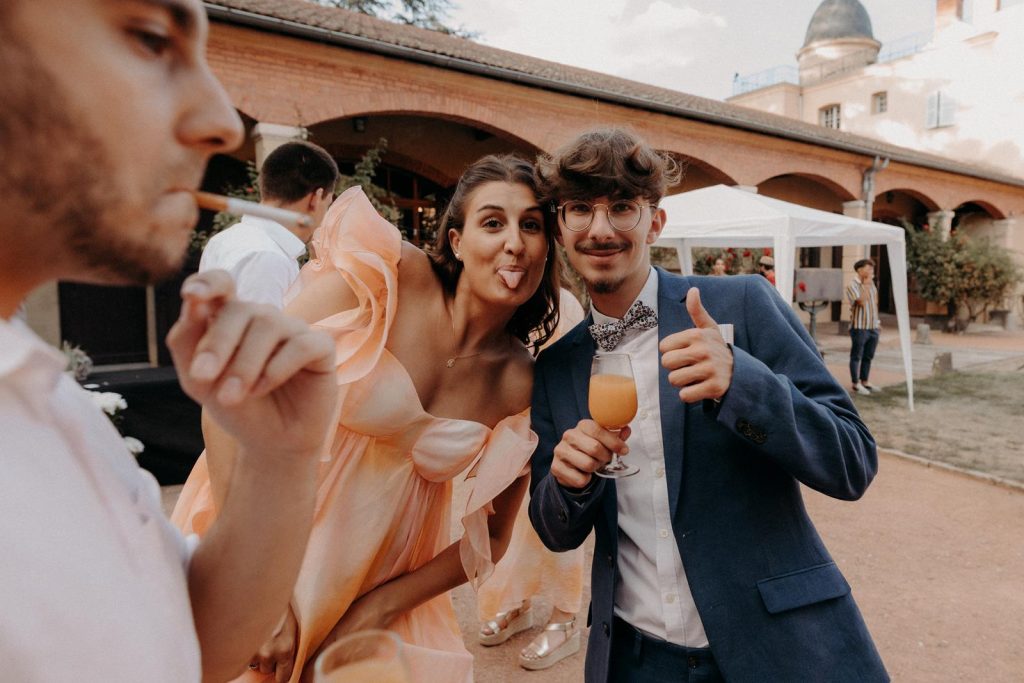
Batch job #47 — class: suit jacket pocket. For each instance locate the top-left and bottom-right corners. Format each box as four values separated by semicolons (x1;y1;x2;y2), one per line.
756;562;851;614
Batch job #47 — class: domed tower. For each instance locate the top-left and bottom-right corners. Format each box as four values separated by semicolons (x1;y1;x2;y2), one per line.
797;0;881;85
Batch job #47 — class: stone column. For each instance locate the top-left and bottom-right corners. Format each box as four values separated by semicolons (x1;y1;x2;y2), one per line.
843;200;871;259
252;122;307;168
23;282;61;347
927;210;956;240
842;200;866;220
994;217;1024;328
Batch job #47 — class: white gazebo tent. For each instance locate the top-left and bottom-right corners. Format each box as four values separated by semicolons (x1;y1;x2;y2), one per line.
654;184;914;410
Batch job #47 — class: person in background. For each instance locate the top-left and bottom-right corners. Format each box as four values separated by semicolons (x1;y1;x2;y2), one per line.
200;140;339;309
710;257;727;276
847;258;881;396
0;1;338;680
758;254;776;284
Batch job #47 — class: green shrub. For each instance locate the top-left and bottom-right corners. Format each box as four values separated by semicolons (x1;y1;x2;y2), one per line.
907;226;1021;323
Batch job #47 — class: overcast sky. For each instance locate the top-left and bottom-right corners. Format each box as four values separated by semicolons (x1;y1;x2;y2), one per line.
449;0;935;101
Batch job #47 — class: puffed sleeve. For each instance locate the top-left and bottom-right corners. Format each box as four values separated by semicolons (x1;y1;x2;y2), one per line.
287;186;403;385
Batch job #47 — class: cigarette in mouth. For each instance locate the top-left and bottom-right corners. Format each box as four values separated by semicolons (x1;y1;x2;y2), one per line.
191;191;313;229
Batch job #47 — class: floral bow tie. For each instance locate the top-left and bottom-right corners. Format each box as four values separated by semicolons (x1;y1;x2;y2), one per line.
588;301;658;351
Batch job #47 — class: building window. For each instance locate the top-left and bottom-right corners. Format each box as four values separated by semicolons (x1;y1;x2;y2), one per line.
871;91;888;114
926;91;956;128
819;104;841;129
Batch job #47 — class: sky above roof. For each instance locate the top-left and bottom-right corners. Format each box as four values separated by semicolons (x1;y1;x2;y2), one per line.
450;0;933;101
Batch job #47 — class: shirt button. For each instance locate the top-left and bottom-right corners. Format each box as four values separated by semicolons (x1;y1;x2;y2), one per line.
659;528;669;538
655;466;665;478
639;409;648;420
666;593;676;604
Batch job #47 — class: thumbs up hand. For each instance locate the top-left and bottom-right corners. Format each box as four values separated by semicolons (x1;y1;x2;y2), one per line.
658;287;734;403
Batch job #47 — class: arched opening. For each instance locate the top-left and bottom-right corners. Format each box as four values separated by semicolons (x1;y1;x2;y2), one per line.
871;188;938;315
754;174;857;320
308;113;541;246
872;188;937;227
756;173;856;211
953;200;1006;242
662;154;736;195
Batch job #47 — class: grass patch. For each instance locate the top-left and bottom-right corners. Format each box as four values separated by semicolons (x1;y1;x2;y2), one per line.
851;370;1024;483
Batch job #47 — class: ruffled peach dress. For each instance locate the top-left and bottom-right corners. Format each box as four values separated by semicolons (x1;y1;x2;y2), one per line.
171;187;535;683
477;293;587;621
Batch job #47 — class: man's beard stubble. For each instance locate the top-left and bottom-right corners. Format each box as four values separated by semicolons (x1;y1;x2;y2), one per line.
573;239;629;295
588;276;627;295
0;24;184;286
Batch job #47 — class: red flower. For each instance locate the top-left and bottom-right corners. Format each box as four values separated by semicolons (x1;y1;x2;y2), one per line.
742;250;751;257
763;248;773;256
798;281;807;292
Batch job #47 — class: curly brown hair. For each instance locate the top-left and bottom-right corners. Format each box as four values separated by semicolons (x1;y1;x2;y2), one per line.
536;127;682;207
430;154;561;353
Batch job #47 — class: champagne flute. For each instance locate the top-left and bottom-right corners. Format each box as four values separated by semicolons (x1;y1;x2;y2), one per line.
313;630;410;683
589;353;639;479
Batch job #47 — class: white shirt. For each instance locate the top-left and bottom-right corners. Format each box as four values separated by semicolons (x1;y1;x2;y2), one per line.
199;214;306;309
0;317;201;681
592;268;709;647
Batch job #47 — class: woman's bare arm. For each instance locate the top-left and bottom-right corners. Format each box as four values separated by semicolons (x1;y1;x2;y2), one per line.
203;267;360;510
315;473;530;647
286;268;360;325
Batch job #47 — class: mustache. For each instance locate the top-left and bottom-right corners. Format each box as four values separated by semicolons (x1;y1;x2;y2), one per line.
575;240;630;252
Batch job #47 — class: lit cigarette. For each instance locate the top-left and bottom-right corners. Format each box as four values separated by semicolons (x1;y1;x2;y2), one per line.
192;191;313;229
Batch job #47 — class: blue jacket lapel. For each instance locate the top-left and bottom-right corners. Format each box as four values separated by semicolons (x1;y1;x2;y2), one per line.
570;312;596;419
656;269;692;520
569;313;619;533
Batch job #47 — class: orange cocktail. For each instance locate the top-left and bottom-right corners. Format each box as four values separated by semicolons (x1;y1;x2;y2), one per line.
588;373;638;430
589;353;640;478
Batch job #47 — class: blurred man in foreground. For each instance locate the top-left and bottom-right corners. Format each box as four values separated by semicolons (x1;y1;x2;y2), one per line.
0;1;337;680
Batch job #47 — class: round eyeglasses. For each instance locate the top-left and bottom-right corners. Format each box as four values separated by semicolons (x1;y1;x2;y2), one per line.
554;199;654;232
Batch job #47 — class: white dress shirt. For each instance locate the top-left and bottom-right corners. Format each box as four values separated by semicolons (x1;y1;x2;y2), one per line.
199;214;306;309
591;267;709;647
0;317;201;681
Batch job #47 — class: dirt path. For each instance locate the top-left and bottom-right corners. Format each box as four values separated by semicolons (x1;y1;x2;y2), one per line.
448;453;1024;682
804;452;1024;682
160;454;1024;682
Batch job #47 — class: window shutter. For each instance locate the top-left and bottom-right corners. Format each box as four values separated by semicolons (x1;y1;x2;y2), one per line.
926;93;939;128
939;93;956;126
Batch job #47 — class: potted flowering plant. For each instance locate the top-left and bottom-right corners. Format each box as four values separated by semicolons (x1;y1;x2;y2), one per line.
62;343;145;457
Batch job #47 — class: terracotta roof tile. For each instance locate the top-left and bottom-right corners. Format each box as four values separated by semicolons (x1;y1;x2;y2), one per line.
205;0;1023;186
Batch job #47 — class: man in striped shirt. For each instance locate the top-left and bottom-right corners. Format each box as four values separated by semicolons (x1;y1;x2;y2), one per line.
847;258;881;395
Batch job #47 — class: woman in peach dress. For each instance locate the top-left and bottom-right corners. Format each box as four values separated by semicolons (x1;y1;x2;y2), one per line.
476;291;587;672
171;154;561;683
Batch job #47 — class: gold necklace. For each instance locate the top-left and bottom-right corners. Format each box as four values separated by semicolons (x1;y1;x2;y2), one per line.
446;301;485;368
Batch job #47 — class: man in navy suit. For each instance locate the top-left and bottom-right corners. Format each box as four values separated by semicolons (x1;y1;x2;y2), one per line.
528;128;888;682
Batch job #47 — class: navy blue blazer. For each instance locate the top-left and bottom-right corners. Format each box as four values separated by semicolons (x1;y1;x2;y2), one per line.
529;270;888;682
